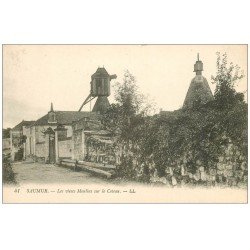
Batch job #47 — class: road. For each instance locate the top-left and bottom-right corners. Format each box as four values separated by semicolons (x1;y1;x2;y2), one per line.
12;161;109;185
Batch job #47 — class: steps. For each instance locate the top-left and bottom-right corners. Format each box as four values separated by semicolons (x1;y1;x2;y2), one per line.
59;159;116;179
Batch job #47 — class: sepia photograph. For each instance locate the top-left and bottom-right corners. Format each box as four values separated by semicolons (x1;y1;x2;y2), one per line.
2;44;248;203
1;1;250;250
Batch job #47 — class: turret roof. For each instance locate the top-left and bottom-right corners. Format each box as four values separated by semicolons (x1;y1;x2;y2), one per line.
183;55;214;109
183;75;213;109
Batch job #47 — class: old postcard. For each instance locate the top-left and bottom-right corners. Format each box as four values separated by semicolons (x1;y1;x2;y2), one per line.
2;44;248;203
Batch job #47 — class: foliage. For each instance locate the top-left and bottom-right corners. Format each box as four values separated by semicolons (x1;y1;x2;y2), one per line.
103;59;247;185
3;128;11;138
3;154;16;184
114;71;142;117
211;52;244;109
102;70;155;140
115;98;247;184
148;102;247;177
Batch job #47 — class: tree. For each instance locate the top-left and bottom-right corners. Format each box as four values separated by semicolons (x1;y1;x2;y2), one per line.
211;52;245;109
3;128;11;138
114;70;142;118
210;52;247;155
103;70;154;140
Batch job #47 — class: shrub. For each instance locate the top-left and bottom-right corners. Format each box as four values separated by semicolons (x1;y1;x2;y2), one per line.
3;154;16;184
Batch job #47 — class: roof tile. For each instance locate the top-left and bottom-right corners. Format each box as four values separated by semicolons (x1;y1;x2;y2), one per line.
33;111;96;126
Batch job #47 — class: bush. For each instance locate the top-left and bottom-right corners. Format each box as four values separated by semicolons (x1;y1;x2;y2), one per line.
104;57;247;187
3;154;16;184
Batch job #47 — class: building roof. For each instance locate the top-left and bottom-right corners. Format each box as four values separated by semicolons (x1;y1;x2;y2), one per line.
183;75;214;109
183;55;213;109
12;120;35;131
32;111;97;126
91;67;110;78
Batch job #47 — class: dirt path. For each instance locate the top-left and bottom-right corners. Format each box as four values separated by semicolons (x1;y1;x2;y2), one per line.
12;161;110;185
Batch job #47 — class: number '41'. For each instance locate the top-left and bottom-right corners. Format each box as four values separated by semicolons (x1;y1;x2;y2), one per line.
14;188;20;193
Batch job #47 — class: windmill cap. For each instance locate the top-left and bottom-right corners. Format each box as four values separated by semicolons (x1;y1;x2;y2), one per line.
91;67;117;80
92;67;110;77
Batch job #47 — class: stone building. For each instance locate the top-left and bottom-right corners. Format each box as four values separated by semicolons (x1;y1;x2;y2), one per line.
21;103;97;163
3;138;11;150
183;54;214;109
9;67;117;164
20;104;114;164
10;120;34;161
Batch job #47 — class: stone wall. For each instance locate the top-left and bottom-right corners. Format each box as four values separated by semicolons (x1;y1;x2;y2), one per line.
85;137;115;164
3;138;11;150
65;126;73;137
72;130;84;160
160;150;244;187
110;138;247;188
58;139;72;159
35;142;46;158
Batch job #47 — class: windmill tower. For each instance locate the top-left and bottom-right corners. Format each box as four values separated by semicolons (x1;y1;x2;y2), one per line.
78;67;117;113
183;54;214;109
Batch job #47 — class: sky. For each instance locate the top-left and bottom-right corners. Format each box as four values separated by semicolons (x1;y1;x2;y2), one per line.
3;45;247;128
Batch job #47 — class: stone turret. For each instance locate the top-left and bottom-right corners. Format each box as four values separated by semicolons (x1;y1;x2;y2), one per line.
183;54;214;109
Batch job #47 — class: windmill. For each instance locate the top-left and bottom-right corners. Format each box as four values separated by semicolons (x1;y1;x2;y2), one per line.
78;67;117;113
